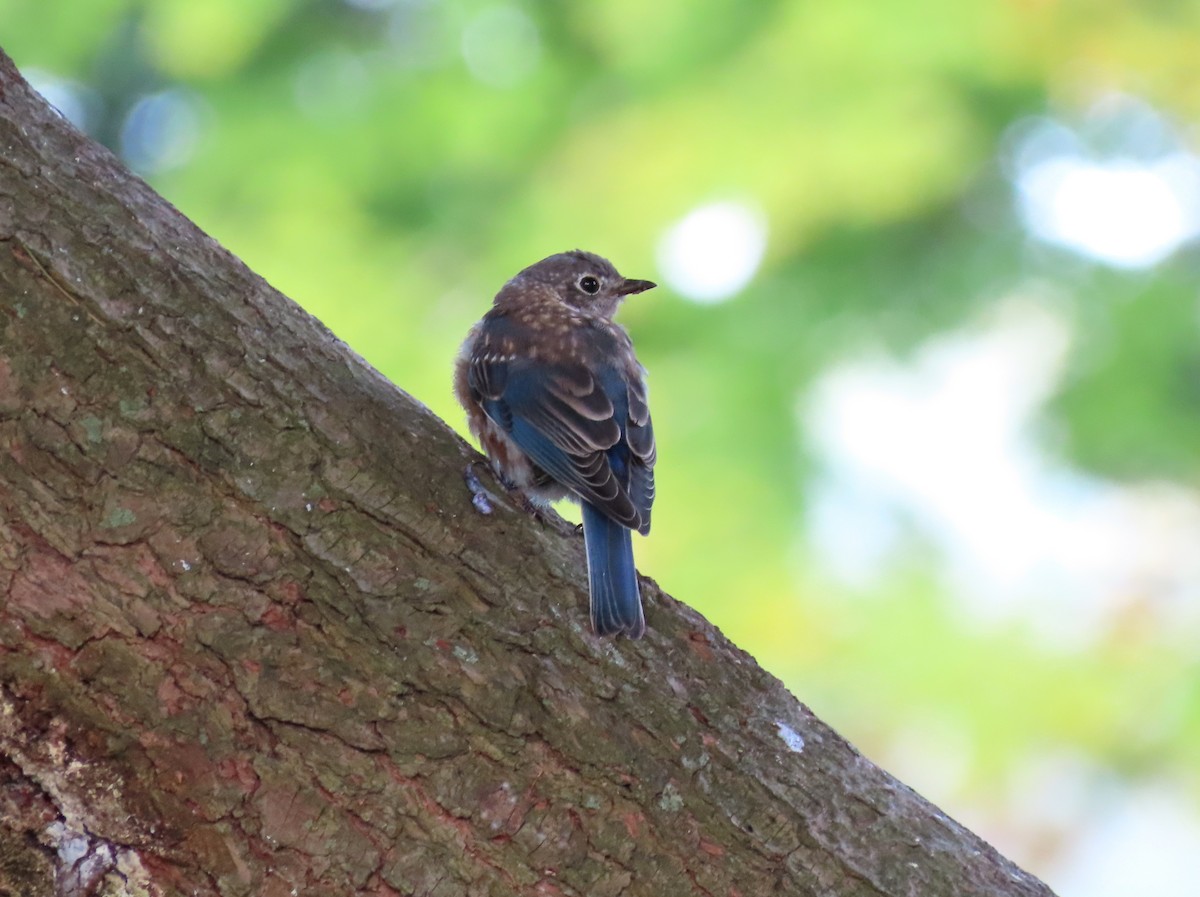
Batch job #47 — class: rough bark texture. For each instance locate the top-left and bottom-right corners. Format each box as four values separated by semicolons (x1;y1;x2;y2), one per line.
0;50;1057;897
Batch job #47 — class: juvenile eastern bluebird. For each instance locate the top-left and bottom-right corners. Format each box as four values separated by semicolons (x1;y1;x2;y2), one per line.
455;250;656;639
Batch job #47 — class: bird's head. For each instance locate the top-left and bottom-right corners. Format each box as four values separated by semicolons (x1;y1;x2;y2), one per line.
504;250;656;319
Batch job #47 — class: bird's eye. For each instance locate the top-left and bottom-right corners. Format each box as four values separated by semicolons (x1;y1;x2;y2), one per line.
578;275;601;294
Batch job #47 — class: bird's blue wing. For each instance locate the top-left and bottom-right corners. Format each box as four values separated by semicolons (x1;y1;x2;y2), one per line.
471;350;652;532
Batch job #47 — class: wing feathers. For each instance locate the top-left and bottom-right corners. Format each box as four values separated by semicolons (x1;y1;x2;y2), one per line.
468;315;654;531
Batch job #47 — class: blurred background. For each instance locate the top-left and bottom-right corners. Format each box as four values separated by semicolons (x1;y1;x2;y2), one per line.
5;1;1200;892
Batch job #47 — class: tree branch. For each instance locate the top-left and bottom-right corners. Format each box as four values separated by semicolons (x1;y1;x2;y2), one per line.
0;49;1055;897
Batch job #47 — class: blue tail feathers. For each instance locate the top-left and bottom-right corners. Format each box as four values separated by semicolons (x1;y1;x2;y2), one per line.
581;501;645;639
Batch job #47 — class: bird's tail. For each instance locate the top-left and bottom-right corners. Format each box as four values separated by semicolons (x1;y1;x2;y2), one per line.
581;501;645;639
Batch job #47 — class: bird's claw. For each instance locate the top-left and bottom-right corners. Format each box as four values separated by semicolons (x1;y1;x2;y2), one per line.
464;461;550;525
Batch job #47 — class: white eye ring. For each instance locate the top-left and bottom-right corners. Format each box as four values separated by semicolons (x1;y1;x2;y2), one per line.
578;275;601;294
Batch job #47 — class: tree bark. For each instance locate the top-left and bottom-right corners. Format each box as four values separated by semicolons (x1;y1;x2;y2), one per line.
0;50;1056;897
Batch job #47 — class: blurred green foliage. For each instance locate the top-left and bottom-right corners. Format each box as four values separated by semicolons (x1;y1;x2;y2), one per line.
6;0;1200;886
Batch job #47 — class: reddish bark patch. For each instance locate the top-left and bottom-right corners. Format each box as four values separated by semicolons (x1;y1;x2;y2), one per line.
9;551;92;622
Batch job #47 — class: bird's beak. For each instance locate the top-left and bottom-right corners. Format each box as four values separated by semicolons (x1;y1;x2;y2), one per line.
617;278;657;296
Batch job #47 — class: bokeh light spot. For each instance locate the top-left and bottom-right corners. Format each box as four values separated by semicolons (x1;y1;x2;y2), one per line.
23;68;99;133
119;89;203;174
460;6;541;88
656;200;766;303
1018;156;1200;268
1008;98;1200;269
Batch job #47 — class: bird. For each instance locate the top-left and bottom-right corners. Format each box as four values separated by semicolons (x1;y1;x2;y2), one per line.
455;250;656;639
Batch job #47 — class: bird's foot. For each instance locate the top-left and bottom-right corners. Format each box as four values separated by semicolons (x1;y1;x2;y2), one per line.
464;461;552;525
513;491;552;525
